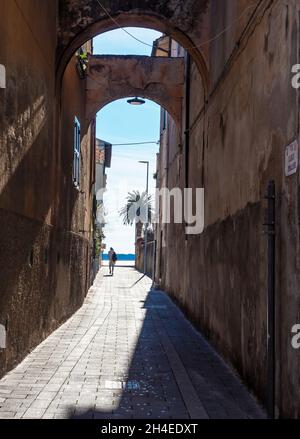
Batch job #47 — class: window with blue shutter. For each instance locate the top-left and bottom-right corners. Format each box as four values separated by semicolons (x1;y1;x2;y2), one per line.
73;117;81;188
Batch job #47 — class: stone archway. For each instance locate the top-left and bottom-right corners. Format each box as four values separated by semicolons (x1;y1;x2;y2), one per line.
57;0;210;92
86;55;184;129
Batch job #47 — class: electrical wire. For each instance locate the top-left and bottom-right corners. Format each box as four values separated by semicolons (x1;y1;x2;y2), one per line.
95;0;153;48
111;141;159;146
95;0;256;53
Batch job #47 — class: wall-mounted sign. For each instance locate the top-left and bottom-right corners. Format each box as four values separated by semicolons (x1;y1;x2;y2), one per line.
285;140;298;177
0;64;6;89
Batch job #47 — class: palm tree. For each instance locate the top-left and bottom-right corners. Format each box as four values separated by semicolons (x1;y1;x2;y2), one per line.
119;190;153;242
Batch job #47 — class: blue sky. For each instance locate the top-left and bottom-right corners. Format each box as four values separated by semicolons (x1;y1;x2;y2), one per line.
94;28;162;254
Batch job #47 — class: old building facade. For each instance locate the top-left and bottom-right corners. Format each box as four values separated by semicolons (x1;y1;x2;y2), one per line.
0;0;300;418
0;1;96;378
153;1;300;418
93;138;112;272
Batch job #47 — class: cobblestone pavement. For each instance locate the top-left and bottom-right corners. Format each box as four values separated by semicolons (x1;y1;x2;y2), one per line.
0;268;265;419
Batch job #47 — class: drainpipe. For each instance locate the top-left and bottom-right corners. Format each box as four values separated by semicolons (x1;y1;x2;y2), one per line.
184;53;191;240
184;53;191;190
264;180;276;418
152;238;157;289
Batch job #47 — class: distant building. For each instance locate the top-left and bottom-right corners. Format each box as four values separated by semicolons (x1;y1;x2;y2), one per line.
95;139;112;194
93;139;112;275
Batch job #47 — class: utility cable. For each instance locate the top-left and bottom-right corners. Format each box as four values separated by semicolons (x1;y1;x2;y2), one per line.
111;141;160;146
95;0;153;48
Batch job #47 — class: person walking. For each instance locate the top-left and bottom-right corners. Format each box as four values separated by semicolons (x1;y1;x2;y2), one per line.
108;247;117;276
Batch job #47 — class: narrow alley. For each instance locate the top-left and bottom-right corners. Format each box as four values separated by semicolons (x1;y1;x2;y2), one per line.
0;268;264;419
2;0;300;423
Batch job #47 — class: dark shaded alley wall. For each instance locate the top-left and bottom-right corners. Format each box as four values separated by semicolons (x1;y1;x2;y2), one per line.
156;0;300;418
0;1;94;377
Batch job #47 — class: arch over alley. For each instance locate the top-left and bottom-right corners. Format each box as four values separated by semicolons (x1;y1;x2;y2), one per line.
56;0;210;92
85;55;184;128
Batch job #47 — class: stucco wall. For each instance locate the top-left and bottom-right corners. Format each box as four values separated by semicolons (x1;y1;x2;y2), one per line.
0;1;94;377
157;0;300;417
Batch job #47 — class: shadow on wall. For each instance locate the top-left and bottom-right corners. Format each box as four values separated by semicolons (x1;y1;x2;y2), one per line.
0;90;87;378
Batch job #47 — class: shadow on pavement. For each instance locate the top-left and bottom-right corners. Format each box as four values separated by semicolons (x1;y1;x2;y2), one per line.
65;281;265;420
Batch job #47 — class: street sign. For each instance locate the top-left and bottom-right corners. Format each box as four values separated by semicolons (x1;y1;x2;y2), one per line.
285;140;298;176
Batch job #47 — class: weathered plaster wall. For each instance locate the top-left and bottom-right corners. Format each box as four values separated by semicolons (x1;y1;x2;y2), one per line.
56;45;95;322
0;1;94;377
86;55;184;127
157;0;300;417
0;0;57;376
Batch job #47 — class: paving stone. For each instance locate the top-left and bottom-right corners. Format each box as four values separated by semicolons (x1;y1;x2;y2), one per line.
36;391;58;400
30;400;50;409
0;268;266;419
22;409;46;419
0;412;16;419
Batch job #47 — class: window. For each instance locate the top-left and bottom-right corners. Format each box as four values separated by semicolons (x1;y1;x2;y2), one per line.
73;117;81;188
